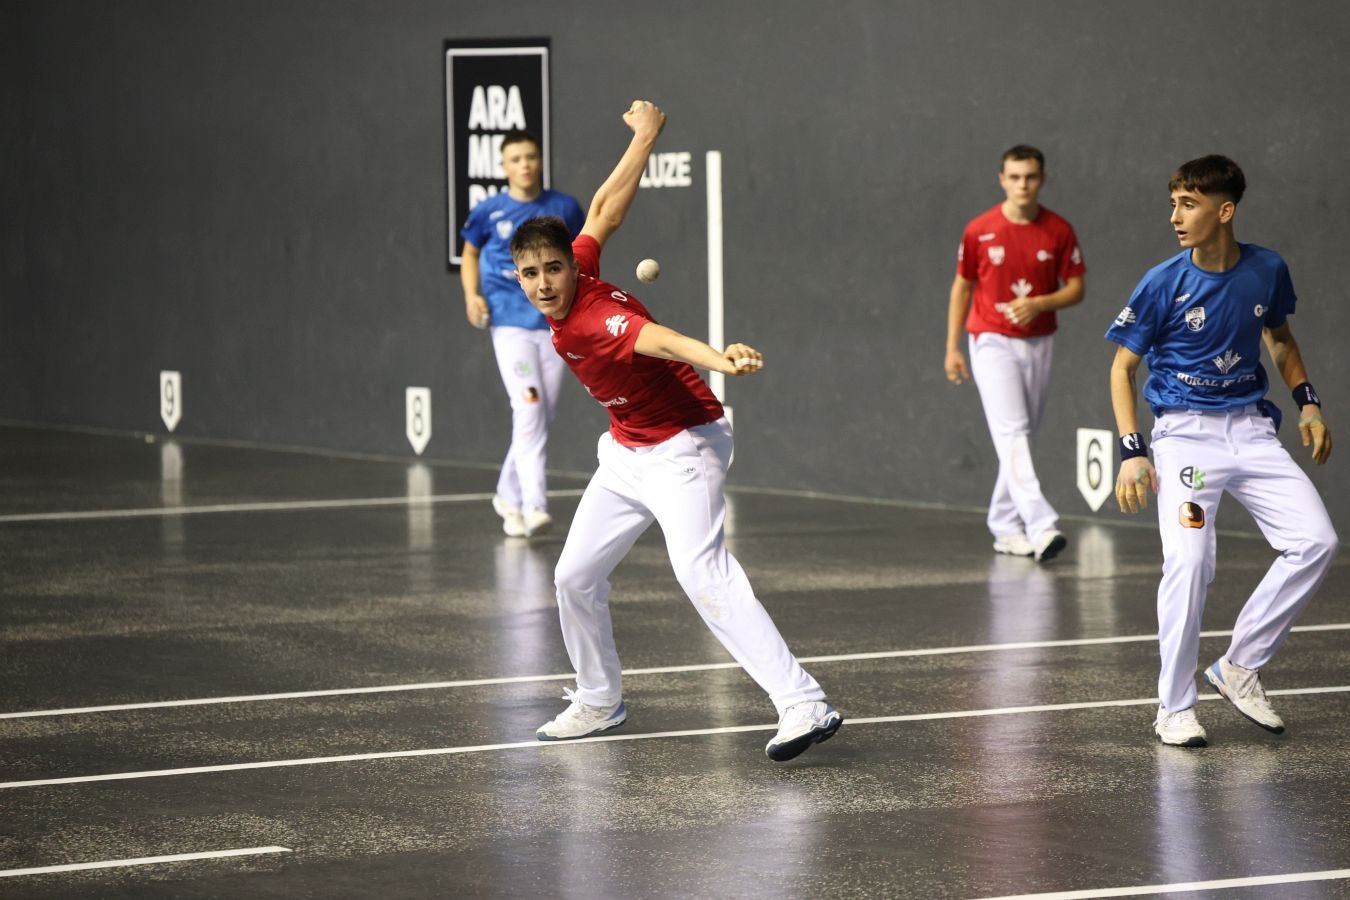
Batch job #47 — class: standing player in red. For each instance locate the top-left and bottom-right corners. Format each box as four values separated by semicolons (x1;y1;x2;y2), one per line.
944;145;1087;562
513;100;841;762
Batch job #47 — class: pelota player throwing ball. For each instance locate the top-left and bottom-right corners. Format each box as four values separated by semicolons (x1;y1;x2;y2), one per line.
1106;154;1338;748
514;100;841;762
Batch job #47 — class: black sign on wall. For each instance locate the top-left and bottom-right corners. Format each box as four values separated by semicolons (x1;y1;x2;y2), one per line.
444;38;551;268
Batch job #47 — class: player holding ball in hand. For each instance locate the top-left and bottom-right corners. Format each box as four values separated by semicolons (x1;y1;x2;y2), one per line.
517;99;841;762
945;145;1087;563
1106;154;1338;748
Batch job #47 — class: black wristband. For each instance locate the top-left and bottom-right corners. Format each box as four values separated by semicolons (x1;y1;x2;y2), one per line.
1293;382;1321;408
1120;432;1148;461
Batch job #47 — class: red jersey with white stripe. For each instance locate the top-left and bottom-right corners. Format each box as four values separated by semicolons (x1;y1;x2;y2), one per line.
956;204;1085;338
548;235;723;446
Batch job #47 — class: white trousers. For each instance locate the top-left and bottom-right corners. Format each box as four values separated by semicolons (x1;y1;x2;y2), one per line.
1151;406;1338;711
969;333;1058;540
490;326;566;512
554;417;825;715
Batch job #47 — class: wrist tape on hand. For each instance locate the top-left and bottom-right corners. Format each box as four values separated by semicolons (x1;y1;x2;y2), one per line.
1120;432;1148;461
1293;382;1321;408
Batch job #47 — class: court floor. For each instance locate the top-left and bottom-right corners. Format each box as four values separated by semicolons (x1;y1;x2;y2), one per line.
1;424;1347;899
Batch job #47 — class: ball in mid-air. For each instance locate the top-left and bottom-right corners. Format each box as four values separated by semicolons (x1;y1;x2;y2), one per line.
636;258;661;283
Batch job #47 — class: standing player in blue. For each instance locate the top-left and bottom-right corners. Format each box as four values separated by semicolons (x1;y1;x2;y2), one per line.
460;129;585;538
1106;155;1337;747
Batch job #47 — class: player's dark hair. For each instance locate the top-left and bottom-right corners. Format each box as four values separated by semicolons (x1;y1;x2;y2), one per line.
1168;155;1246;204
501;129;541;153
510;216;573;262
1001;144;1045;172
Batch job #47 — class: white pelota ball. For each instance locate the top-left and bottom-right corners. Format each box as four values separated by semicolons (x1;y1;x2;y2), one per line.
636;258;661;283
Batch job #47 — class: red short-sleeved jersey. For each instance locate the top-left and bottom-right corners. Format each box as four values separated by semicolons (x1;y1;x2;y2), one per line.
956;204;1085;338
548;235;723;446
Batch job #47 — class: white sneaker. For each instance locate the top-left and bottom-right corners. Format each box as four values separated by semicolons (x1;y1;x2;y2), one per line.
492;495;526;538
1204;657;1285;734
1154;705;1207;747
523;508;552;537
992;533;1035;557
536;688;627;741
765;701;843;762
1033;529;1068;562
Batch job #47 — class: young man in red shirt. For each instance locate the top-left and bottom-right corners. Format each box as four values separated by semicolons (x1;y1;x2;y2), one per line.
512;100;841;762
945;145;1087;562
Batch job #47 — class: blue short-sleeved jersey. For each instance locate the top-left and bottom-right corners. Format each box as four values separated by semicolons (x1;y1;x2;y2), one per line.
1105;244;1296;415
461;189;585;330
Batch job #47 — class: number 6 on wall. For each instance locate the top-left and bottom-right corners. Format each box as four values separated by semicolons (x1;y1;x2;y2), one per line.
1076;427;1113;512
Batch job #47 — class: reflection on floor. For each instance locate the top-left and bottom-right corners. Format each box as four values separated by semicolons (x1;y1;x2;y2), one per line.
1;425;1347;899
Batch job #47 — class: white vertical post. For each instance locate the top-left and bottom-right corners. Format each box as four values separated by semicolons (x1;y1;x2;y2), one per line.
706;150;725;404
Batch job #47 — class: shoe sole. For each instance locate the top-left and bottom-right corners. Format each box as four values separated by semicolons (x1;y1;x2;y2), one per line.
1156;731;1207;748
765;714;844;762
1203;667;1285;734
535;709;628;742
993;545;1034;557
1036;534;1068;562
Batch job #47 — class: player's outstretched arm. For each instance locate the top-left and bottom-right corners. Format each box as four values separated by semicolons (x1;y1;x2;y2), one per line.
1264;323;1332;464
1110;344;1157;513
633;322;763;376
579;100;666;251
945;275;973;384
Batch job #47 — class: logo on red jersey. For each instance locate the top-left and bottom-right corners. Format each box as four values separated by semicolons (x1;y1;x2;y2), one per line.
1011;278;1033;298
605;314;629;336
988;246;1005;266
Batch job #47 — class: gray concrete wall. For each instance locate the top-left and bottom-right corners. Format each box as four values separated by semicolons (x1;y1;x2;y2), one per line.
4;1;1346;531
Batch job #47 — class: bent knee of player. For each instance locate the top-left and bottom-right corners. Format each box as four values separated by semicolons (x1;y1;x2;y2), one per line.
1292;519;1339;568
669;551;731;596
1162;540;1214;586
554;556;603;602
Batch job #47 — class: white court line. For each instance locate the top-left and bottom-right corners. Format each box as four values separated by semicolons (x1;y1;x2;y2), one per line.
4;623;1346;721
0;490;586;524
0;846;292;878
967;867;1350;899
1;686;1344;791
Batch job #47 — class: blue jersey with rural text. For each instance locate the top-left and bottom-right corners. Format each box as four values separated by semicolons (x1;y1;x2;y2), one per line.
460;189;585;330
1105;244;1296;415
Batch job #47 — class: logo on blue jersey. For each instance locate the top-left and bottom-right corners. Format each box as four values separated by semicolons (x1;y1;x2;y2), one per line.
1174;293;1190;304
1212;350;1241;374
496;220;514;239
1254;304;1267;317
1115;306;1136;327
1184;307;1206;331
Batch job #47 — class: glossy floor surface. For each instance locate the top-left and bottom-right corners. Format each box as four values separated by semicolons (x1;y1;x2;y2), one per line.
1;425;1347;899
